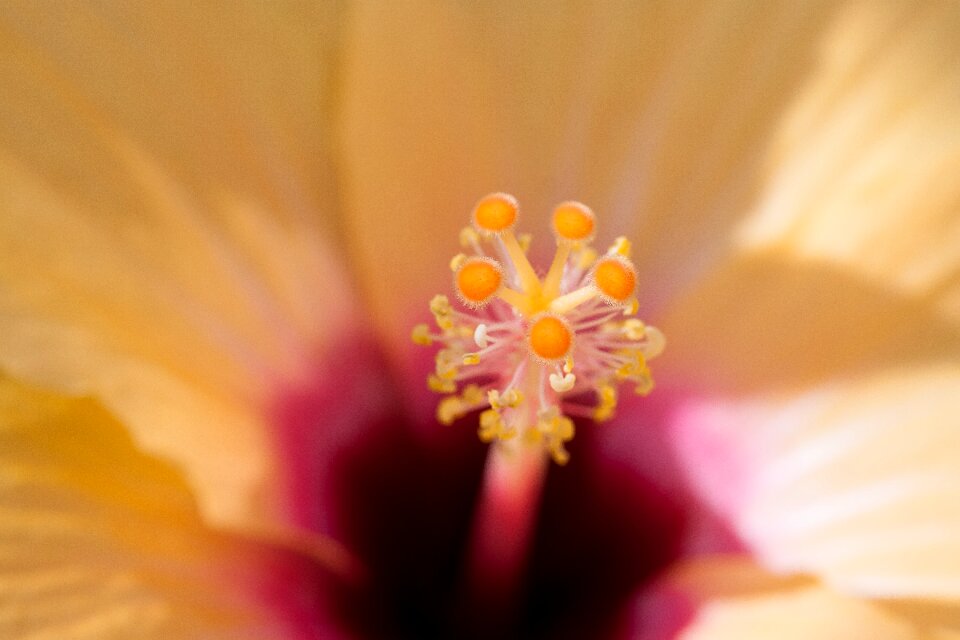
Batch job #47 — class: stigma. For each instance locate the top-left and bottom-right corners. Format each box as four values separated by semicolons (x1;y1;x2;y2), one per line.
412;193;665;465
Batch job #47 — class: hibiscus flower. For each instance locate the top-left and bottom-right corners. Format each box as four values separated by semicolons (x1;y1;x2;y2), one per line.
2;2;959;639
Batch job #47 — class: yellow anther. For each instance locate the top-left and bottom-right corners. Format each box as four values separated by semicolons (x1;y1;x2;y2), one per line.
472;193;519;234
489;388;522;410
428;374;456;393
449;253;468;271
593;384;618;422
593;256;637;303
411;324;433;346
437;396;464;426
536;407;575;465
624;298;639;316
643;326;667;359
622;319;647;341
575;246;598;271
518;233;532;252
615;349;647;379
608;236;632;257
524;428;542;444
436;349;461;379
564;355;574;374
455;257;503;306
460;226;481;248
502;388;522;407
551;201;595;243
528;314;573;361
430;294;451;315
461;384;486;405
463;353;481;366
429;294;454;330
479;409;501;433
635;376;654;396
553;450;570;465
479;408;514;442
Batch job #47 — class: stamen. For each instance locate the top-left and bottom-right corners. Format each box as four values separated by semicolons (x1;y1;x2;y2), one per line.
474;324;490;349
608;236;632;257
643;325;667;359
411;323;433;346
460;227;484;255
416;194;664;466
449;253;468;271
429;294;454;330
549;371;576;393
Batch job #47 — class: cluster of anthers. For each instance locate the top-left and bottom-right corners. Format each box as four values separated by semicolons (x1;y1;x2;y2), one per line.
412;193;665;465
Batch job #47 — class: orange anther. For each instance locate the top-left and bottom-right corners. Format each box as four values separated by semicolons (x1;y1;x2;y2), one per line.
593;256;636;302
455;257;502;305
551;202;595;242
472;193;518;234
529;314;573;360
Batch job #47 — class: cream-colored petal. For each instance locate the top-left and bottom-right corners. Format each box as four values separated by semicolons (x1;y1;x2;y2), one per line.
0;376;336;639
737;1;960;320
658;1;960;393
0;4;353;528
659;556;919;640
669;364;960;601
658;253;960;394
337;1;840;349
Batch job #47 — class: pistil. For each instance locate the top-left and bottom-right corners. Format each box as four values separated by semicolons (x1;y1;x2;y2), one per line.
460;413;548;629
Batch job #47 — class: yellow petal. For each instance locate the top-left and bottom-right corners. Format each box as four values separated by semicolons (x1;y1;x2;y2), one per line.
658;253;960;394
0;376;327;638
664;556;919;640
883;601;960;640
337;2;841;345
0;5;353;528
736;1;960;318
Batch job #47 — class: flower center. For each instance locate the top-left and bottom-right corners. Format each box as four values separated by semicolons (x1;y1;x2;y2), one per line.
413;193;665;464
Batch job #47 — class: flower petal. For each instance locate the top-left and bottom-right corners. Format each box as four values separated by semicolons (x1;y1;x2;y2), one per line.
669;364;960;601
337;1;841;346
736;1;960;312
668;557;919;640
0;376;337;639
0;4;353;528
